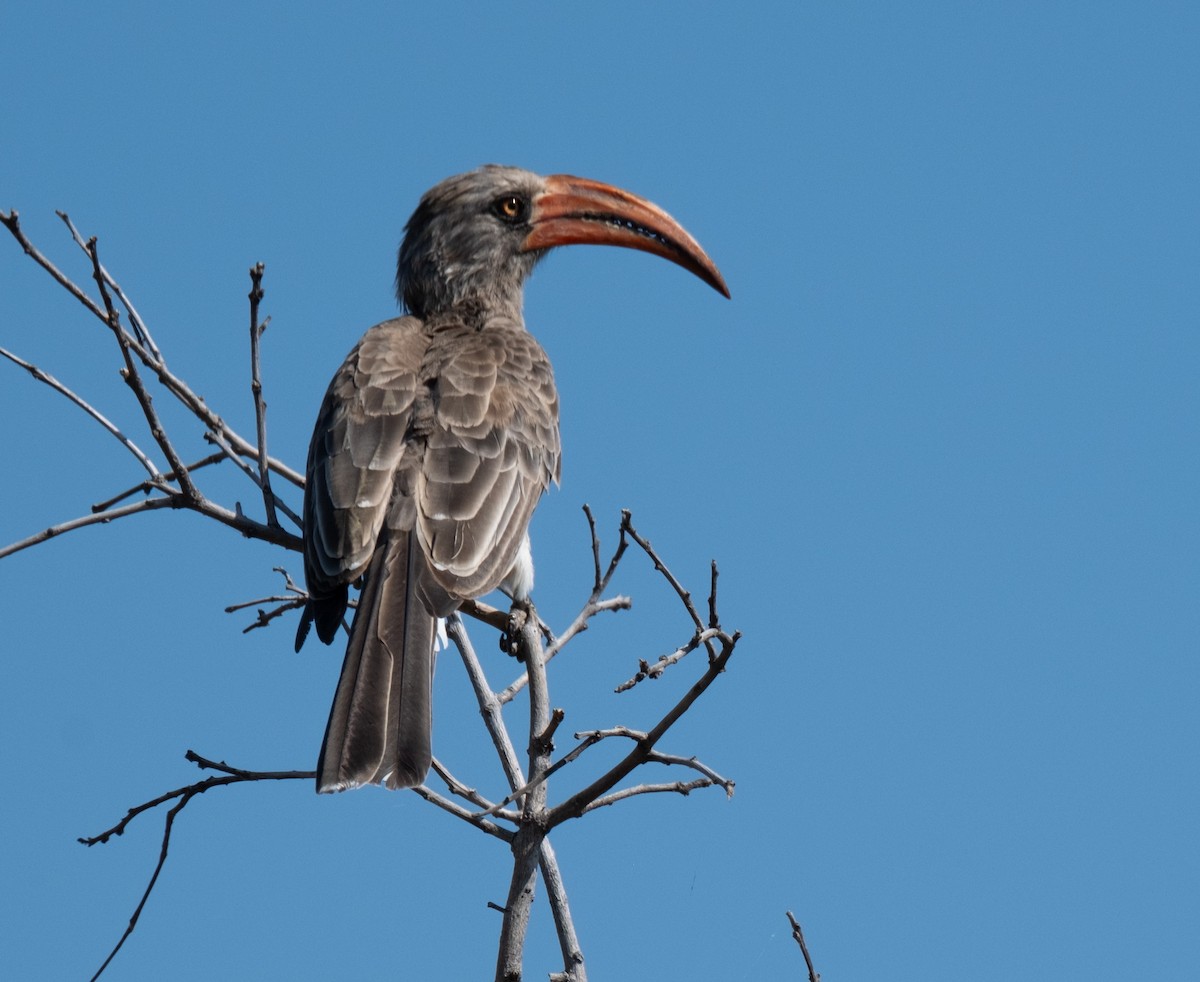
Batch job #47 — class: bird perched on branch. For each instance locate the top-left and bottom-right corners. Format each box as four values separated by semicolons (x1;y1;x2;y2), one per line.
296;165;728;793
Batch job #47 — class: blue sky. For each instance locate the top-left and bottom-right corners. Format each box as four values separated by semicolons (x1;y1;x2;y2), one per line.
2;2;1196;979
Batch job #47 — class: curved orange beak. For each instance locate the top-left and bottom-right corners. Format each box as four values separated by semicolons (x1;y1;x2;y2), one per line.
523;174;730;298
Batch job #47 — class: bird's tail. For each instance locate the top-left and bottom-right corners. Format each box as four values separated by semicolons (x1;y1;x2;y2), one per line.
316;527;436;793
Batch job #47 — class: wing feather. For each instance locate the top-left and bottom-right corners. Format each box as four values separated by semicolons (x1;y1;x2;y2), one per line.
300;310;560;643
415;315;560;600
300;317;426;642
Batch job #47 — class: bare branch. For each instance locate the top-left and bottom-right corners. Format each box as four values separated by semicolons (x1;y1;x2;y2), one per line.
551;728;734;805
539;836;587;982
0;496;181;560
85;234;201;502
459;597;510;632
647;750;735;796
2;477;301;560
178;481;302;549
620;511;698;623
494;588;633;705
708;559;720;630
620;510;717;660
584;502;603;590
188;501;302;549
615;627;726;692
92;452;226;512
428;757;519;820
546;628;739;829
5;210;304;490
202;426;303;530
446;614;527;793
497;508;634;704
584;778;716;812
539;708;566;747
271;565;302;593
223;565;309;633
0;345;160;478
246;263;280;528
81;751;310;847
57;210;160;358
226;597;306;634
495;606;552;982
1;209;109;322
153;353;304;489
446;615;588;980
473;712;734;822
513;511;741;827
539;596;630;665
80;750;310;981
786;911;821;982
411;782;516;841
596;505;630;592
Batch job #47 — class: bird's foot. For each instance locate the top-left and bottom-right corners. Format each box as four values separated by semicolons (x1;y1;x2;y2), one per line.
500;599;536;661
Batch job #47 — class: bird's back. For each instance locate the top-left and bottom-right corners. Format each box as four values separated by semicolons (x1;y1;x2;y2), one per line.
299;310;560;645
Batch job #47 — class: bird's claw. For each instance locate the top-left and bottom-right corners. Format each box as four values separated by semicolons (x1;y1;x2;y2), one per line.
501;603;532;660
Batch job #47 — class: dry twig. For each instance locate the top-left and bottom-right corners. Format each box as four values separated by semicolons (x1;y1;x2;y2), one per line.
1;211;303;556
247;262;280;528
79;752;310;982
786;911;821;982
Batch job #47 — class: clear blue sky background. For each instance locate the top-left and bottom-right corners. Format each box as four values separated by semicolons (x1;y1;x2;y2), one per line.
2;3;1196;979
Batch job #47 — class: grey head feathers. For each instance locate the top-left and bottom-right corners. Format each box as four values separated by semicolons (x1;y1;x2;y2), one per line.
397;165;548;321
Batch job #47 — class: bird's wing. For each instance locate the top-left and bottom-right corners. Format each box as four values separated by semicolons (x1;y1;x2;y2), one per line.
301;316;427;642
416;317;561;601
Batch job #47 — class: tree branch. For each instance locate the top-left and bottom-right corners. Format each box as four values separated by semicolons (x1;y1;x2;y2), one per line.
57;210;160;357
539;836;587;982
246;262;280;528
614;627;727;692
412;782;516;841
620;509;717;660
0;345;160;478
0;496;182;561
1;209;109;321
2;209;303;489
496;505;633;705
91;452;225;512
80;751;310;981
202;425;304;530
495;607;552;982
584;778;715;812
786;911;821;982
85;234;201;502
446;614;528;793
546;516;740;829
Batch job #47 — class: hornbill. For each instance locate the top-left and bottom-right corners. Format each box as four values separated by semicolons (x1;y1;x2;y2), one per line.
296;165;728;793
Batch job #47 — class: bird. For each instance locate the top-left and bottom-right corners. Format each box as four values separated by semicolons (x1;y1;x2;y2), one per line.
295;164;728;794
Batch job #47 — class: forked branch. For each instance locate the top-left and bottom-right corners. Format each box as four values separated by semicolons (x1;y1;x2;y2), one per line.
1;211;302;558
79;752;310;982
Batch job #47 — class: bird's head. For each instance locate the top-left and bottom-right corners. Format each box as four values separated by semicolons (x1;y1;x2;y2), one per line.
396;165;728;319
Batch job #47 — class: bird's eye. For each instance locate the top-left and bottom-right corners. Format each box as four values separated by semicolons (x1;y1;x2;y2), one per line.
492;194;528;223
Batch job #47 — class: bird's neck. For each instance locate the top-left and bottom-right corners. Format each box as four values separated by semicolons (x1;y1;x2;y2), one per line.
401;277;526;328
430;295;526;332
